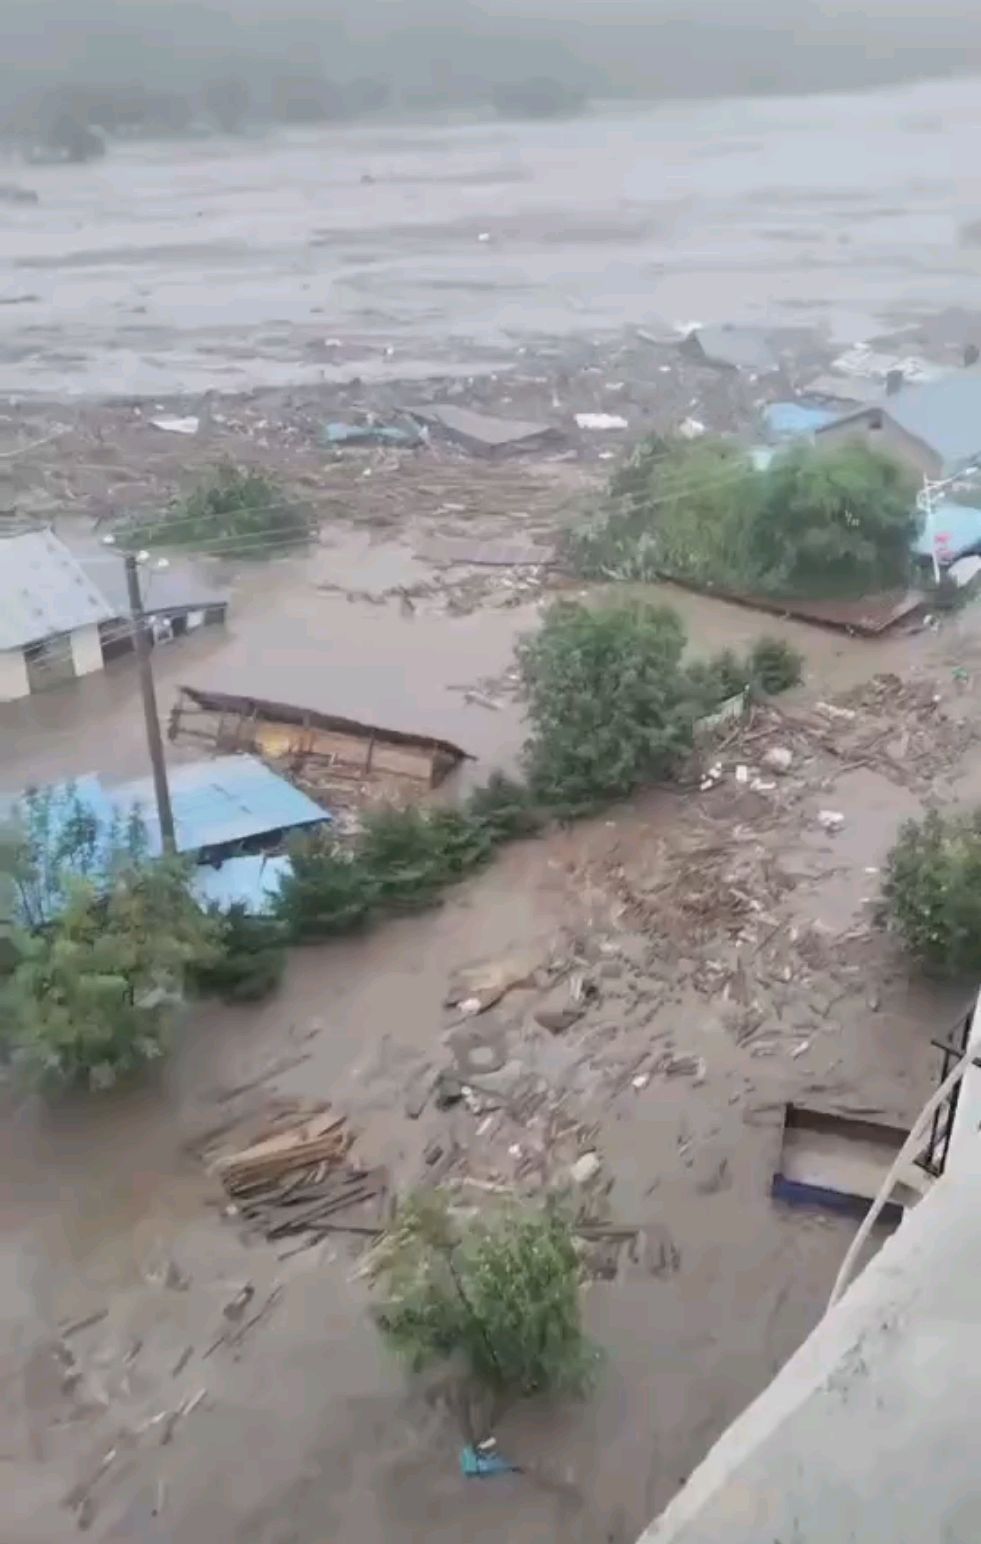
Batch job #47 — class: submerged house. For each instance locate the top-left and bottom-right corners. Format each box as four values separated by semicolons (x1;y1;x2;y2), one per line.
0;531;115;701
815;367;981;480
2;755;331;916
0;530;228;701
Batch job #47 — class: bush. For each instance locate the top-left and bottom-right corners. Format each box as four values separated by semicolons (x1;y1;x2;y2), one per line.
275;832;378;940
518;599;695;812
4;861;217;1089
567;436;918;601
358;806;494;912
882;809;981;975
746;636;804;695
133;463;312;556
465;772;546;842
567;436;755;586
276;803;502;939
370;1192;597;1404
190;904;288;1002
745;443;917;598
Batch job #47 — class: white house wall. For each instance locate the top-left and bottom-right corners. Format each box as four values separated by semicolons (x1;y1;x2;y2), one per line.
0;648;29;702
70;623;104;678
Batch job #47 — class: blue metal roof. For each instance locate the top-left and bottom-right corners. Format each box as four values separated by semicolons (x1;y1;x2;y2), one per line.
192;853;292;913
3;755;330;863
763;402;837;441
912;499;981;565
118;755;329;855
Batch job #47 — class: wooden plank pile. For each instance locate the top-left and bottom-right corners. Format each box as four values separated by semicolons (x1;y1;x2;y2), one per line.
209;1101;387;1246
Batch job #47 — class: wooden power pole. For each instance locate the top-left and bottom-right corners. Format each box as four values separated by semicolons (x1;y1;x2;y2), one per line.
124;552;176;854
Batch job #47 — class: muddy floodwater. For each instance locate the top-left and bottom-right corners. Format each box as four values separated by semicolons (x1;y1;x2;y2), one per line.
0;523;926;792
4;72;981;396
4;67;981;1544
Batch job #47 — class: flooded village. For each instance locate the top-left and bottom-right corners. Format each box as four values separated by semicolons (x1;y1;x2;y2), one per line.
5;77;981;1544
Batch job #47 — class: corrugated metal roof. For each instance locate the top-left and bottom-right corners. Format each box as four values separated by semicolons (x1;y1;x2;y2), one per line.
109;755;331;855
0;531;114;650
2;755;330;863
820;370;981;475
193;853;292;913
65;539;229;620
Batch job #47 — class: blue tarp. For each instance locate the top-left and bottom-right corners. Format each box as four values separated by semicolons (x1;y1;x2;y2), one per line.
912;499;981;565
762;402;837;441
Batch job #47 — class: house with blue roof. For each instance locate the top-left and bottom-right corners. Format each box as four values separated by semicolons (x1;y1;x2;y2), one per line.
814;368;981;480
1;755;331;919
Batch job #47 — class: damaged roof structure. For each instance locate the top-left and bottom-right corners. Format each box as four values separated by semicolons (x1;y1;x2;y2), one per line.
682;325;780;374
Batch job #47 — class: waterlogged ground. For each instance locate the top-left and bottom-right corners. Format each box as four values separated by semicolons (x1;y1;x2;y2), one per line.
3;68;981;1541
4;73;981;395
3;527;979;1541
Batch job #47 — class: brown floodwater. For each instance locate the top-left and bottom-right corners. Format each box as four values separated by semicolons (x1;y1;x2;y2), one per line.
0;527;968;1544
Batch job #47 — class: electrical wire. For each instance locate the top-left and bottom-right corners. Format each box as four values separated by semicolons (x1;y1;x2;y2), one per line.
105;455;765;550
826;1041;977;1312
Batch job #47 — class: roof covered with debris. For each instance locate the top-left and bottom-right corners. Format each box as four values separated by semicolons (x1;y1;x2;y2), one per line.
820;369;981;474
0;530;114;650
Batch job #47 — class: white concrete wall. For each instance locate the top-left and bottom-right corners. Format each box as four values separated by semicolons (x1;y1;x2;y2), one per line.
944;992;981;1176
0;647;29;702
640;1167;981;1542
70;623;105;678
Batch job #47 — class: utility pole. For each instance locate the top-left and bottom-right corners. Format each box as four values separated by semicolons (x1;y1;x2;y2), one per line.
124;552;176;854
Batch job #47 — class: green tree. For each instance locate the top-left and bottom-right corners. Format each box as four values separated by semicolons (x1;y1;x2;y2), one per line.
742;443;918;598
12;783;148;930
190;903;287;1002
4;860;217;1089
132;463;312;557
517;599;695;812
568;435;757;586
370;1193;597;1428
881;808;981;976
275;831;378;940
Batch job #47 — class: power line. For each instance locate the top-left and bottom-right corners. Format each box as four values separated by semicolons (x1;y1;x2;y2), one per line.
106;456;766;550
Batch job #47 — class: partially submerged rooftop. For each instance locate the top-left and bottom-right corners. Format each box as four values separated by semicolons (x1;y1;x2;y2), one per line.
0;530;113;651
817;366;981;476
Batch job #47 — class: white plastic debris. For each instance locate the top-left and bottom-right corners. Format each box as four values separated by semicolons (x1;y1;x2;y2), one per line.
750;777;777;793
477;231;491;242
151;415;199;436
815;701;856;722
569;1152;602;1186
631;1072;650;1091
817;810;845;833
575;412;628;431
458;996;483;1017
762;746;793;774
678;416;706;439
735;764;749;785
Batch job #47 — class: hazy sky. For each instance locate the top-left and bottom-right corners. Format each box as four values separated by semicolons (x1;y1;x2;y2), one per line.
2;0;981;99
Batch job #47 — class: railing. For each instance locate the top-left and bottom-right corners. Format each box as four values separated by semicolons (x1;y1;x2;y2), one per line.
916;1005;978;1178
